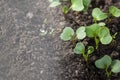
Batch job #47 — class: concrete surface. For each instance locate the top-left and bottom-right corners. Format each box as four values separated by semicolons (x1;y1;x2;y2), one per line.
0;0;66;80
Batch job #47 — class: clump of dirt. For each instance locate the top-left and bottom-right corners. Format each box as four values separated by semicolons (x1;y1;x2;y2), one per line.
61;0;120;80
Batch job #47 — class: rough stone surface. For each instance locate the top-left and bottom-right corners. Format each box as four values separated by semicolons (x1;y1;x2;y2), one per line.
0;0;66;80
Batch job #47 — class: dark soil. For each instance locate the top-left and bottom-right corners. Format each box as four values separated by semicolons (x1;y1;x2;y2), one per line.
61;0;120;80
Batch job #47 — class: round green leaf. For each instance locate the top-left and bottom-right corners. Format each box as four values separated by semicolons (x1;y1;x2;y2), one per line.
85;23;100;37
87;46;94;55
98;27;112;44
100;35;112;44
109;6;120;17
76;26;86;40
71;0;84;11
92;8;108;21
74;42;85;54
95;55;112;69
83;0;91;11
111;60;120;73
62;6;69;14
60;27;74;41
49;1;61;7
98;27;110;38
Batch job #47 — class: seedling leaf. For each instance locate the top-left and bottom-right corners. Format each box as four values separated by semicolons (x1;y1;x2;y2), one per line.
49;1;61;7
74;42;85;54
87;46;94;55
76;26;86;40
98;27;110;38
92;8;108;21
98;22;106;27
98;27;112;44
100;35;112;44
71;0;84;11
85;23;100;37
60;27;74;41
109;6;120;17
62;5;69;14
111;60;120;73
83;0;91;11
95;55;112;69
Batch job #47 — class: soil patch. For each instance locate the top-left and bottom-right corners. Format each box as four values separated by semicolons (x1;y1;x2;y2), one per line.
61;0;120;80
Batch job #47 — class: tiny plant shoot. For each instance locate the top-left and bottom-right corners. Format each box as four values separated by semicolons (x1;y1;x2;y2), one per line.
109;6;120;17
49;0;91;13
92;6;120;22
74;42;94;62
95;55;120;77
60;27;74;41
71;0;91;11
49;0;61;7
60;26;86;41
85;23;112;49
76;26;86;40
92;8;108;22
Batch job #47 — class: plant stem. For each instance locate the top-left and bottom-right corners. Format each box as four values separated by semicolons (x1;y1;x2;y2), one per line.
105;67;112;78
94;19;97;23
83;53;88;62
94;37;99;49
72;35;77;47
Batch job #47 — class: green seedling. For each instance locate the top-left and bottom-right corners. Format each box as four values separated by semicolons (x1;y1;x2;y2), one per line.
71;0;91;11
85;23;112;49
49;0;69;7
92;8;108;22
109;6;120;17
62;5;69;14
71;0;84;11
76;26;86;40
49;0;61;7
49;0;91;13
92;6;120;22
98;22;106;26
112;32;117;40
95;55;120;77
98;26;112;45
83;0;91;11
74;42;94;62
60;27;74;41
60;26;86;41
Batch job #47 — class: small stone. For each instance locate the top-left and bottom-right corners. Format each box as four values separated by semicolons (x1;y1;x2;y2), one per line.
111;51;119;58
26;12;34;19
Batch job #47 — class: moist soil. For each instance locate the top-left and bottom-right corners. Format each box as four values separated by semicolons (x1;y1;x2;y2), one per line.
61;0;120;80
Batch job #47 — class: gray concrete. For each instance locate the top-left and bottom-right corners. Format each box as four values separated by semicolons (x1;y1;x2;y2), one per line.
0;0;66;80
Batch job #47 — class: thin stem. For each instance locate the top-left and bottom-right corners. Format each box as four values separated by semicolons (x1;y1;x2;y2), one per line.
94;36;99;49
105;67;112;78
83;53;88;62
72;35;78;47
93;18;97;23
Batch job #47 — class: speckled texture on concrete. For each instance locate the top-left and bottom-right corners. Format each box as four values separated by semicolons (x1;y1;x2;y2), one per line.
0;0;66;80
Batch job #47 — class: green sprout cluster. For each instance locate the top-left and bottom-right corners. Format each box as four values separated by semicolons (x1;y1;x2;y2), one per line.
74;42;94;62
49;0;91;13
95;55;120;77
59;5;120;77
49;0;120;78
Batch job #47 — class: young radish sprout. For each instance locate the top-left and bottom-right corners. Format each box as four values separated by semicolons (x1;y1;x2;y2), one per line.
49;0;91;14
109;6;120;17
49;0;61;7
74;42;94;62
60;26;86;41
92;6;120;23
71;0;91;12
92;8;108;22
85;23;112;49
95;55;120;78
